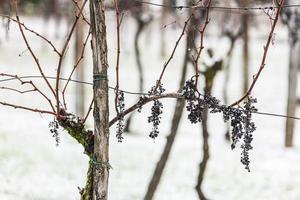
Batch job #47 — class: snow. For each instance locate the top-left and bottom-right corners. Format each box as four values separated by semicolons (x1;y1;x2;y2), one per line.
1;12;300;200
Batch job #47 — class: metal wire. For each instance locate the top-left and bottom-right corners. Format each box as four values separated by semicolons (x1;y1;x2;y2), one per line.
135;1;300;11
0;75;150;95
1;75;300;121
254;111;300;121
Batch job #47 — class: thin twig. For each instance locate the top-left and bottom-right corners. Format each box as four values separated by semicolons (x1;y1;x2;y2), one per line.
62;29;91;109
83;98;94;123
0;101;56;115
71;0;91;25
0;14;61;56
113;0;121;115
154;14;193;91
230;0;285;106
55;0;87;115
0;86;36;94
14;1;56;98
0;73;56;112
194;0;212;87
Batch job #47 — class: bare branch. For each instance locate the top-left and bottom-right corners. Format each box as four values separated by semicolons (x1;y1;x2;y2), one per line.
230;0;285;106
55;0;87;114
113;0;121;115
154;14;193;91
0;101;56;116
194;0;212;86
72;0;91;25
62;29;91;109
0;14;61;56
14;2;56;98
0;86;36;94
0;73;56;112
109;93;183;126
83;98;94;124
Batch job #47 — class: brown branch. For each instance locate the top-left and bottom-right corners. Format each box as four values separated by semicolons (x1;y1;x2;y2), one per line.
113;0;121;114
55;0;87;114
14;2;56;98
194;0;212;86
0;14;61;56
0;101;56;115
62;29;91;109
71;0;91;25
230;0;285;106
0;87;36;94
154;14;193;91
0;73;56;112
83;98;94;124
109;93;183;126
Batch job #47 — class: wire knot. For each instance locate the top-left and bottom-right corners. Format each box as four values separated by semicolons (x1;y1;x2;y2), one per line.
90;156;112;170
93;73;107;83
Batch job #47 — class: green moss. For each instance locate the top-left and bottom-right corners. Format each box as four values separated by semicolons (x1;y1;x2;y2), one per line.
59;116;94;156
80;162;93;200
58;114;94;199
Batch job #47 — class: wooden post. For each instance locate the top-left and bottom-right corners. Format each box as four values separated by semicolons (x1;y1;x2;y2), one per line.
89;0;110;199
282;5;300;147
285;38;300;147
240;0;250;93
75;0;85;118
285;27;300;147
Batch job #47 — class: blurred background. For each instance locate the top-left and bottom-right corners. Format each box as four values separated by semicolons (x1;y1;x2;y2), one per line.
1;0;300;199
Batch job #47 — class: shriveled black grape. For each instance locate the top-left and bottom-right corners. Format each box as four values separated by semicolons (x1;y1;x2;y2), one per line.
182;77;257;171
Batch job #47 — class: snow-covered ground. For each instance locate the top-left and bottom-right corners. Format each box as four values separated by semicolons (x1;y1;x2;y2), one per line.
1;11;300;200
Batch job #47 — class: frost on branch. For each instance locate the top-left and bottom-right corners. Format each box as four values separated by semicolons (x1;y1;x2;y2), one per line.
183;77;257;171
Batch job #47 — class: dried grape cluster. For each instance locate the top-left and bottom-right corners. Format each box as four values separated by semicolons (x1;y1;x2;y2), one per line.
137;96;147;113
116;91;125;142
148;82;165;139
183;78;204;123
183;77;257;171
241;97;257;171
49;118;60;146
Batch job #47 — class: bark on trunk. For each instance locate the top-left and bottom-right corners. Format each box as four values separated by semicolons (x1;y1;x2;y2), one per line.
89;1;110;199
